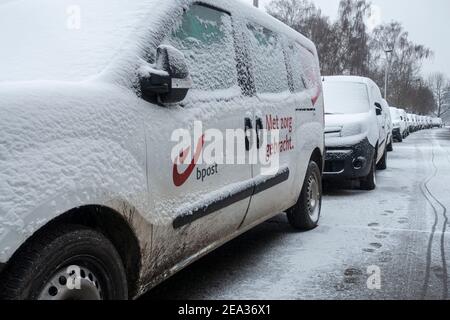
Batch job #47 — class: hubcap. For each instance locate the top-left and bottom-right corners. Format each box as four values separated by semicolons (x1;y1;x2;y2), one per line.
38;266;103;300
307;173;321;222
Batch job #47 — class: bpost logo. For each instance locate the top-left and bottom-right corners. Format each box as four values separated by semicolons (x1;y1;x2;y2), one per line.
173;134;205;187
171;119;295;187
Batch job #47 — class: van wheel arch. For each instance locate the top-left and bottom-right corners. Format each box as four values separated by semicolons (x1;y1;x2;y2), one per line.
310;148;323;173
2;205;142;298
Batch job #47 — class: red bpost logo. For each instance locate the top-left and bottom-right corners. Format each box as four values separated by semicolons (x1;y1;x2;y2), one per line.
173;134;205;187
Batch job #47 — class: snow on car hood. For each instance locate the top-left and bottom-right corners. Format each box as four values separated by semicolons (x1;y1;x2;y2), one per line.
325;113;371;148
0;0;181;83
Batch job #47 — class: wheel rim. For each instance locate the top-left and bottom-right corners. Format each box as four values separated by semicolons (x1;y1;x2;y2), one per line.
307;172;321;222
38;265;103;300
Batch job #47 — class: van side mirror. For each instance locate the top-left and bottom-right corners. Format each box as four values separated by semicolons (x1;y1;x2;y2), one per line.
375;103;382;116
140;45;192;104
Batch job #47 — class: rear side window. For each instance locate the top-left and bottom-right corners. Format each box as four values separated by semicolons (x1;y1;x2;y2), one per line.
285;42;307;92
246;23;289;94
298;47;320;92
165;5;238;92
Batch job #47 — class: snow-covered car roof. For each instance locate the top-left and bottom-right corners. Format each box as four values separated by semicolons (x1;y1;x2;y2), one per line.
323;75;377;87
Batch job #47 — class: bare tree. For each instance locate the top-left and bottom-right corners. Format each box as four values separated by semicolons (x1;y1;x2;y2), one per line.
267;0;341;75
428;72;450;117
335;0;371;76
267;0;437;114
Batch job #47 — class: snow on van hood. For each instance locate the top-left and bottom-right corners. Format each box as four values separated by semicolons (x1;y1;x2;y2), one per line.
325;113;371;148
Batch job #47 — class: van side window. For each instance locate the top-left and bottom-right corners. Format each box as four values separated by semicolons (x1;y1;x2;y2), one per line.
165;5;238;92
246;23;289;94
298;47;319;92
285;42;307;92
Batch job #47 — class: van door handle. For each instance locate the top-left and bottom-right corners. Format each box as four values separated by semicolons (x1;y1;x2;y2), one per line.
245;118;253;151
255;117;263;149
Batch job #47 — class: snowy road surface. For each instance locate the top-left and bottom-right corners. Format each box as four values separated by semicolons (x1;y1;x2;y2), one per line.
143;128;450;300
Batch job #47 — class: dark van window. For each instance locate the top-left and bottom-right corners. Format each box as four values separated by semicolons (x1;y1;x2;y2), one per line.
246;23;289;94
165;5;238;92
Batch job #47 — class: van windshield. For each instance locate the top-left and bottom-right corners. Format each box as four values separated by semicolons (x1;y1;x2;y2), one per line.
390;109;400;120
323;81;370;114
0;0;159;82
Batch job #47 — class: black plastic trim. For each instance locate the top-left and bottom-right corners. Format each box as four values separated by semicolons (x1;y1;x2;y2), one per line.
173;168;290;229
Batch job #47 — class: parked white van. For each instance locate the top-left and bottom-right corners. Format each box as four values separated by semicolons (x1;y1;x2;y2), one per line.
398;109;409;137
0;0;324;300
381;99;394;152
323;76;388;190
390;107;407;141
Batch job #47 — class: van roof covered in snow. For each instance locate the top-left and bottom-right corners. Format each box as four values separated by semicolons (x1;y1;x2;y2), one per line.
323;75;377;87
0;0;318;83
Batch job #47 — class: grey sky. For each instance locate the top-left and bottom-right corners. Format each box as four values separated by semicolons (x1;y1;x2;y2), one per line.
243;0;450;79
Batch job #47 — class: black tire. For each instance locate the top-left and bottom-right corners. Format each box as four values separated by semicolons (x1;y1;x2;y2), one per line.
376;147;387;170
387;138;394;152
287;161;322;231
360;156;377;191
0;225;128;300
398;135;403;143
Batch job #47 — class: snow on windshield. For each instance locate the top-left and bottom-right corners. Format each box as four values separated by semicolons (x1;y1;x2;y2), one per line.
0;0;164;82
390;108;400;120
323;81;370;114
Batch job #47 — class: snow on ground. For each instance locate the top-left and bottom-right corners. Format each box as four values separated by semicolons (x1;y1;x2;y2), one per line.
143;128;450;300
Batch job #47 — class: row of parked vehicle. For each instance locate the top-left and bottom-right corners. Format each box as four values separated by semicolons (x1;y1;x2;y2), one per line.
390;108;444;142
0;0;445;300
321;76;444;191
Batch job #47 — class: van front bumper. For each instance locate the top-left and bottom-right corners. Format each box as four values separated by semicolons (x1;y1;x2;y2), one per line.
392;128;402;141
324;138;375;180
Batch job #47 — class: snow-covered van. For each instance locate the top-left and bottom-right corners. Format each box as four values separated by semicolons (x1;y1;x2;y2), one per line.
0;0;324;300
390;107;407;141
398;108;409;137
381;99;394;152
322;76;388;190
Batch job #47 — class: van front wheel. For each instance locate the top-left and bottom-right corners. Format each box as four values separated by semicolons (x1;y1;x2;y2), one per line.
376;147;388;170
287;161;322;231
0;225;128;300
360;157;377;190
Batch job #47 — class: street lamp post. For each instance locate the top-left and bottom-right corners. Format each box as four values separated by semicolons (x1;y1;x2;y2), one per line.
384;48;393;99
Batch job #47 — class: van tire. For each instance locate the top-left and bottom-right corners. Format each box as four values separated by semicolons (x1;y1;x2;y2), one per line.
387;139;394;152
0;225;128;300
287;161;322;231
376;147;387;170
360;157;377;191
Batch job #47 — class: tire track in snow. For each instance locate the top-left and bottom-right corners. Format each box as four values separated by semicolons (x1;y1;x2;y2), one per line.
419;140;439;299
420;134;448;299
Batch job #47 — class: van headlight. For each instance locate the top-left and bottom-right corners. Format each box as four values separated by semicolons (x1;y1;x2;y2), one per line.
341;122;363;137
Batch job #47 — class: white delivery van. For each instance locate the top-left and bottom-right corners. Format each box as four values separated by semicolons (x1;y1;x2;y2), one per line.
382;99;394;152
323;76;388;191
397;108;409;137
390;107;408;140
0;0;325;300
407;113;415;133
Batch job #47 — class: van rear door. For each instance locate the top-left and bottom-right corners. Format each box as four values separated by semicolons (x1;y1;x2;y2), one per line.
239;24;312;227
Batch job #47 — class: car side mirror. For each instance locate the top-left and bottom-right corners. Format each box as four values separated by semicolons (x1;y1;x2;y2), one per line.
375;103;382;116
140;45;192;105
